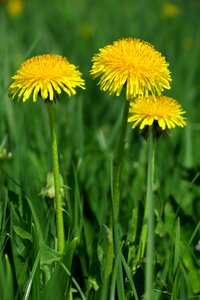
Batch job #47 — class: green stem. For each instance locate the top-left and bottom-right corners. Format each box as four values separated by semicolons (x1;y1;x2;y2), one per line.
145;127;155;299
111;99;129;299
101;99;129;298
47;102;65;253
113;99;130;222
102;99;129;297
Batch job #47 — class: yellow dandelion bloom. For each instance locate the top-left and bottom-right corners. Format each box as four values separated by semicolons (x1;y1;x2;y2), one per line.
128;96;186;130
90;38;171;100
9;54;85;102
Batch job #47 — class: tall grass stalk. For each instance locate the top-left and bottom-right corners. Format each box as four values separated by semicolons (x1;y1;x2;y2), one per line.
47;102;65;253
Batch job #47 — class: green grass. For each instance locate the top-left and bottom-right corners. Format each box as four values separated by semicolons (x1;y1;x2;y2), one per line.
1;0;200;299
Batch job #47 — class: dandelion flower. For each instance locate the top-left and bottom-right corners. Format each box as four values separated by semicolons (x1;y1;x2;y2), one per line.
128;96;186;130
90;38;171;100
9;54;85;102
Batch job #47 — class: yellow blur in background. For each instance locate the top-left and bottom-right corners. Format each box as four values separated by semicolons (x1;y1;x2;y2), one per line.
163;2;180;18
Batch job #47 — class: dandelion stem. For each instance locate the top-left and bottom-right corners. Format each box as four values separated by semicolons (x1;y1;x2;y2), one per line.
103;98;129;298
110;98;129;299
113;99;130;221
47;102;65;253
145;127;155;299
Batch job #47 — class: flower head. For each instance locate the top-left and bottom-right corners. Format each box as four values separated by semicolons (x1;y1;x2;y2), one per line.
90;38;171;100
9;54;85;102
128;96;186;130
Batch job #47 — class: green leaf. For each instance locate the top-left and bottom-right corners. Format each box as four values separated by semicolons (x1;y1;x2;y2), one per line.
31;224;41;300
41;238;78;300
173;218;180;275
4;254;13;300
26;197;44;242
40;241;61;266
23;252;40;300
180;241;200;294
13;226;33;242
121;253;139;300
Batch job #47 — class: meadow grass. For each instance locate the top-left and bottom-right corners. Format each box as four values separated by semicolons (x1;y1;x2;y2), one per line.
0;0;200;299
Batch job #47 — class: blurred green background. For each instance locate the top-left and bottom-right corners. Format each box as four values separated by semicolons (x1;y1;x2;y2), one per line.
0;0;200;298
1;0;200;189
1;0;200;207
